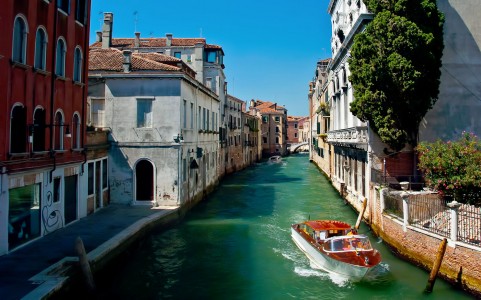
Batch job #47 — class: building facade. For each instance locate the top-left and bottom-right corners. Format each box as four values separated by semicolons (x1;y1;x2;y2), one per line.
249;100;288;157
0;0;91;255
91;13;229;178
88;45;220;207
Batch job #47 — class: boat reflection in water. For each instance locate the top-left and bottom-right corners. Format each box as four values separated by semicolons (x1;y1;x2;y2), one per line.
291;220;382;281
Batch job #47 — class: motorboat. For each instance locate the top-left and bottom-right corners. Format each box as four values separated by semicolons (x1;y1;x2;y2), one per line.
268;155;282;163
291;220;382;281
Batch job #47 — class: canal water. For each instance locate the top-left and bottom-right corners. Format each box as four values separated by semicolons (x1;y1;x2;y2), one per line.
97;154;472;299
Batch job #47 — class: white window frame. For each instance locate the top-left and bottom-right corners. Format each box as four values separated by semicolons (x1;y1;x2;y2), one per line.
12;15;28;64
34;26;47;70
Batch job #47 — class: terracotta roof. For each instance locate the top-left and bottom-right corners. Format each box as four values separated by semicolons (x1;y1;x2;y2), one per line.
253;100;286;114
135;52;181;63
227;94;244;103
89;48;180;72
288;116;308;122
90;38;223;51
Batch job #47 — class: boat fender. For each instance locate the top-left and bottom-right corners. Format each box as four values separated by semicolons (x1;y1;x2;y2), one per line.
364;257;369;265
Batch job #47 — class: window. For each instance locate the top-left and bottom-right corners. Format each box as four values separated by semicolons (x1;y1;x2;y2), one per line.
294;123;298;129
262;116;268;123
294;133;298;138
34;28;47;70
207;109;210;131
8;184;41;250
206;51;216;63
57;0;70;14
183;100;187;128
174;52;181;59
10;105;27;153
75;0;86;24
275;116;280;122
276;126;279;133
91;98;105;127
203;108;206;130
183;159;187;182
276;137;279;144
137;99;152;128
32;108;46;152
212;111;215;131
72;114;81;149
55;38;66;77
198;106;201;129
206;77;212;90
73;47;82;82
54;111;65;150
187;54;192;62
53;177;61;203
263;137;267;144
190;103;194;129
88;162;94;195
102;159;108;189
12;16;28;64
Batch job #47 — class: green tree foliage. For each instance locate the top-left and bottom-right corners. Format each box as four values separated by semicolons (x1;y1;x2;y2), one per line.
417;132;481;204
348;0;444;151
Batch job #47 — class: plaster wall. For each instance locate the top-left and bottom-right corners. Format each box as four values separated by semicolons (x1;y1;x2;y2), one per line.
420;0;481;142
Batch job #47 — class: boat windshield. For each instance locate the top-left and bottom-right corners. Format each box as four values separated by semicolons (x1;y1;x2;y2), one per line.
323;235;373;252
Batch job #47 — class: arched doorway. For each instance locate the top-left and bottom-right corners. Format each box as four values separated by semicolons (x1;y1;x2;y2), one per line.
135;160;154;202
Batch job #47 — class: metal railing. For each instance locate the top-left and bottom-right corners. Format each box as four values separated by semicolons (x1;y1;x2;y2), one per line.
383;191;481;247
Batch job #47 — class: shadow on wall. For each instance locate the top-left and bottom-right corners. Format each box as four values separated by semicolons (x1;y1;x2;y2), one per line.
420;0;481;142
108;141;134;204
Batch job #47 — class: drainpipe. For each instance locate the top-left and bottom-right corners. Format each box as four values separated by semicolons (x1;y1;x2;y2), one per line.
48;4;59;182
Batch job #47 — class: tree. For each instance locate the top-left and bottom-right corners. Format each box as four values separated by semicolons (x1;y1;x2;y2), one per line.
417;132;481;205
348;0;444;151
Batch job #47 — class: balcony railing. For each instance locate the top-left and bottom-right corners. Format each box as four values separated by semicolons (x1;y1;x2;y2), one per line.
326;126;368;146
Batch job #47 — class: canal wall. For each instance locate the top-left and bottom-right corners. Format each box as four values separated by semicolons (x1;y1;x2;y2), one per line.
366;186;481;297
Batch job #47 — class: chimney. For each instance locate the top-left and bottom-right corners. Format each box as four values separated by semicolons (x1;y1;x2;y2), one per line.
96;31;102;42
102;12;114;49
250;99;255;108
166;33;173;47
122;50;132;73
134;32;141;49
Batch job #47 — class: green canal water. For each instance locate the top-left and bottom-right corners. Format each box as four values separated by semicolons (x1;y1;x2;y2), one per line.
98;154;473;299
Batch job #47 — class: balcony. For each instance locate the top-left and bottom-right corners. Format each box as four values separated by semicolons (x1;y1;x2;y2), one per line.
327;126;368;148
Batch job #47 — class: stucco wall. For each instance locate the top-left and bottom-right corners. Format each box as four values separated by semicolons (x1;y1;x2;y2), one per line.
420;0;481;142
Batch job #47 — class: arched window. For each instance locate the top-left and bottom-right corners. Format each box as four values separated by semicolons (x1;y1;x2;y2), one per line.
10;105;27;153
34;28;47;70
73;47;82;82
32;107;46;152
55;38;66;77
72;113;81;149
12;16;28;64
54;111;64;150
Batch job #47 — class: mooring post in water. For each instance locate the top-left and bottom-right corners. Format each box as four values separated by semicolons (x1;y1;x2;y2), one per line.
354;198;368;230
425;238;447;293
75;236;96;292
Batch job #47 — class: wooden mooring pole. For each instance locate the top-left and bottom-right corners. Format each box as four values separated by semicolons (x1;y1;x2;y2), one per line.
75;236;96;292
425;238;447;293
354;198;368;230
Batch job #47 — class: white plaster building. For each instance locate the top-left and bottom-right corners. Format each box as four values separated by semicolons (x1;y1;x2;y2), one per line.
88;48;220;206
92;13;229;178
326;0;373;205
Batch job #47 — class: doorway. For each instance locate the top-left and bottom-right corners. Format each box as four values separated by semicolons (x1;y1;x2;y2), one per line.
136;160;154;202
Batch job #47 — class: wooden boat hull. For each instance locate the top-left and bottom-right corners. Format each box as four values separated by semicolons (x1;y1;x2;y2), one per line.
291;227;376;281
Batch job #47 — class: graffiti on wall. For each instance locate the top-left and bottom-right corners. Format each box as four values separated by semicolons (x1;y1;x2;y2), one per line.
42;191;63;233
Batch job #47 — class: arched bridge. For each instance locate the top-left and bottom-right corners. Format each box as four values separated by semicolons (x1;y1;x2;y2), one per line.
288;142;308;153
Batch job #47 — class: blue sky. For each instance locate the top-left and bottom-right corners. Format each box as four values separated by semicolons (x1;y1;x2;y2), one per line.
89;1;332;116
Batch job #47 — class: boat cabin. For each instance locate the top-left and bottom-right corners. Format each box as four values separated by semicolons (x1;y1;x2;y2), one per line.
299;220;352;242
323;235;374;253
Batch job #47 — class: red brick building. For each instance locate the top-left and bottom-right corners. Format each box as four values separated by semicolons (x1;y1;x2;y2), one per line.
0;0;91;255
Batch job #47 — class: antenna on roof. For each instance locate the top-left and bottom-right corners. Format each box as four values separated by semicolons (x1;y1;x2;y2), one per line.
133;11;138;33
98;11;103;31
